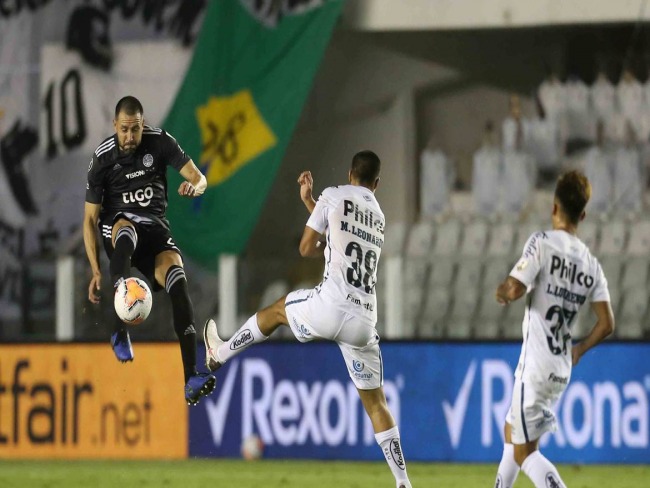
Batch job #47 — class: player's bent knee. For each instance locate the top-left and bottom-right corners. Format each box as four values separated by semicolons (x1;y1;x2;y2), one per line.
154;251;183;285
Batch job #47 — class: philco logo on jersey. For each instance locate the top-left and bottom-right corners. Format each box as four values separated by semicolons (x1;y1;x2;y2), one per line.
343;200;384;234
122;186;154;207
125;170;145;180
549;255;594;288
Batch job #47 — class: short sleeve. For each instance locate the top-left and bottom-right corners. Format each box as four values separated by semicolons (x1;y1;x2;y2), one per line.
306;188;335;234
85;155;103;204
163;130;191;171
509;232;544;287
590;261;611;303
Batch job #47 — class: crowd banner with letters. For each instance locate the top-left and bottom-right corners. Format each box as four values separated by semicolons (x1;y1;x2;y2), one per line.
0;344;187;459
190;342;650;463
163;0;343;267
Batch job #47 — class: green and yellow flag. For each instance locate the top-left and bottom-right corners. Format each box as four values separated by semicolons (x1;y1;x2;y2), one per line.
164;0;343;267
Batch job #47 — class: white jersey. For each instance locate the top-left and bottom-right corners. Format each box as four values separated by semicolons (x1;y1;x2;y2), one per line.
510;230;610;385
306;185;385;323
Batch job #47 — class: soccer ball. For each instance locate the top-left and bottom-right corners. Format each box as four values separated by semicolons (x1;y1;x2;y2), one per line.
241;434;264;460
114;277;152;325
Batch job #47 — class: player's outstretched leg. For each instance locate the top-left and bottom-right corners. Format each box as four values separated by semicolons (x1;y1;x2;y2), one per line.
109;223;137;362
203;312;270;372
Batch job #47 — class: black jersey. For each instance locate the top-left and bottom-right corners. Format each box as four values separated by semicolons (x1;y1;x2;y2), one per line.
85;125;190;226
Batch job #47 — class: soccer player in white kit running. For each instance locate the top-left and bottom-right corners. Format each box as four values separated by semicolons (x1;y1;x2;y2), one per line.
204;151;412;488
493;171;615;488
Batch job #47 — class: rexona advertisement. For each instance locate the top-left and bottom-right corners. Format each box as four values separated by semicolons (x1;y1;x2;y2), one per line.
192;343;650;463
0;344;186;459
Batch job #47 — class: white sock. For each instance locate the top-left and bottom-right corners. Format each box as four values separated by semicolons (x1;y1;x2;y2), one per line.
494;443;520;488
217;314;268;363
375;426;411;488
521;450;566;488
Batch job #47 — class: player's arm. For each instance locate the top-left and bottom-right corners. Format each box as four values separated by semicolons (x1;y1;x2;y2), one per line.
299;226;324;257
83;202;102;304
298;170;316;214
495;276;527;305
178;160;206;197
572;301;615;366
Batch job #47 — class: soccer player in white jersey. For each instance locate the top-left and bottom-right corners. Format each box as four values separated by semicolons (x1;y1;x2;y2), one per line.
204;151;412;488
493;170;615;488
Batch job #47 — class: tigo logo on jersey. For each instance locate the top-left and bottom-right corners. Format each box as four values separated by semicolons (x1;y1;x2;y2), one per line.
122;186;153;207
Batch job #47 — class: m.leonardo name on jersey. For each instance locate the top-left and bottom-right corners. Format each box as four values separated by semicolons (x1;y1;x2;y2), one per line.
340;221;384;248
549;255;595;288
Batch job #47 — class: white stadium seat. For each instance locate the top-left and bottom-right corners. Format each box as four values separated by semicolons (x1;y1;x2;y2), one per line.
482;258;512;291
620;257;649;291
454;260;483;291
578;220;599;252
626;220;650;256
600;257;623;290
432;219;462;256
460;220;489;256
419;286;450;338
382;221;408;256
405;220;434;258
486;222;516;257
599;220;626;256
429;260;456;287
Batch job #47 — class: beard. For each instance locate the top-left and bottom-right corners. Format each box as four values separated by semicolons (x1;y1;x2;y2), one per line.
119;142;137;155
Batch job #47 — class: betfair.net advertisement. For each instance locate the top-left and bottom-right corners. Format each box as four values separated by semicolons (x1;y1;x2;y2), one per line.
0;344;186;459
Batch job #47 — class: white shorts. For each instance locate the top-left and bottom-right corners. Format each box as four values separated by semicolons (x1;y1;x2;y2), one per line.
508;377;563;444
284;289;383;390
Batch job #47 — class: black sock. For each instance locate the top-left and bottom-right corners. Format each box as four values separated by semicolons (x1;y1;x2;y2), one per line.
110;225;137;288
166;265;198;383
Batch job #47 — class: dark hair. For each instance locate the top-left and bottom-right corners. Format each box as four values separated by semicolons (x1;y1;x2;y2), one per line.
115;96;144;118
554;170;591;224
350;150;381;185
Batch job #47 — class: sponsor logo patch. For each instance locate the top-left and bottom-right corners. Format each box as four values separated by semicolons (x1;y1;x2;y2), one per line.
143;153;154;167
230;329;253;350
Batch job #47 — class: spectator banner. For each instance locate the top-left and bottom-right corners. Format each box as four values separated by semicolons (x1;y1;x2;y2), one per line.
163;0;343;267
0;344;186;459
191;342;650;463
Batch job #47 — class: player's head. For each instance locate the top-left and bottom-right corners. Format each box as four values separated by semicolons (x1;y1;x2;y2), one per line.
114;96;144;155
349;150;381;191
553;170;591;226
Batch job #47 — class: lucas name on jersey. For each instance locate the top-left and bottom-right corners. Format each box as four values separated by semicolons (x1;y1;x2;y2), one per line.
339;199;384;248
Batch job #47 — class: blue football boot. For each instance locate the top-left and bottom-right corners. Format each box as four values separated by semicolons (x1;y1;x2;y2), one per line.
111;329;134;362
185;373;216;406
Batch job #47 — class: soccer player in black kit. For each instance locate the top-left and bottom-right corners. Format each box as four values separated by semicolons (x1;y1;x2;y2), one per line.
82;96;216;405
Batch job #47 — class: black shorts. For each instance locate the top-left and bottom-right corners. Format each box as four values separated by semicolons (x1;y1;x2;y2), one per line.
99;211;182;291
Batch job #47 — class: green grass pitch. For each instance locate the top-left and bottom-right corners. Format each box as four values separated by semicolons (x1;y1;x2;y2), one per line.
0;460;648;487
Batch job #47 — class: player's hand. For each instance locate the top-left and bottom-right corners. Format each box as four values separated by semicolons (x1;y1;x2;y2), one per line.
572;344;583;366
88;272;102;304
178;181;199;197
297;171;313;202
